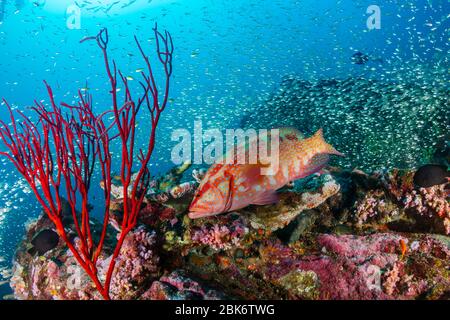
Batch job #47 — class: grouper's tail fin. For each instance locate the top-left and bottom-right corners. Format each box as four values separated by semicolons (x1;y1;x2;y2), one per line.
312;128;344;157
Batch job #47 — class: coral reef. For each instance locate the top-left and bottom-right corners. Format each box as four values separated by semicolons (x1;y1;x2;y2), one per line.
354;169;450;235
242;174;340;232
108;226;160;300
10;217;160;300
143;270;226;300
190;216;249;251
8;164;450;300
179;232;449;300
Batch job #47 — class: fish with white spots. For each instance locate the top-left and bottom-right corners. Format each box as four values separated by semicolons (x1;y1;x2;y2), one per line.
189;128;343;218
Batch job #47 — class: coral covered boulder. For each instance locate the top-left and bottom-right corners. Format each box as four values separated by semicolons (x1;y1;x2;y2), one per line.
143;270;226;300
242;174;340;232
8;165;450;300
10;215;161;300
182;233;449;300
353;169;450;235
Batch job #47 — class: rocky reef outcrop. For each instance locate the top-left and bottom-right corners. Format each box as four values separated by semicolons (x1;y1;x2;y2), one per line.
8;164;450;300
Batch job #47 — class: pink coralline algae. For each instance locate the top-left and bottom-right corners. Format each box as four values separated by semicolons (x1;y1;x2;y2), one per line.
355;191;398;226
317;233;404;261
358;169;450;234
293;234;403;299
259;233;449;300
402;186;450;234
143;270;226;300
108;226;160;299
191;218;249;251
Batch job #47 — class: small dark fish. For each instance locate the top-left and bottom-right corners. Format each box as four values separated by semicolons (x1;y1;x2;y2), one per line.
28;229;59;256
351;51;370;65
413;164;449;188
32;0;46;7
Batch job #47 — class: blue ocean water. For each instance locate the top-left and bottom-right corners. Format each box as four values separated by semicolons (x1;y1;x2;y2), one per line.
0;0;448;299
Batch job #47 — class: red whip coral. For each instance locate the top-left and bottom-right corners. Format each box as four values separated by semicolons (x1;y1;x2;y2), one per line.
0;24;173;299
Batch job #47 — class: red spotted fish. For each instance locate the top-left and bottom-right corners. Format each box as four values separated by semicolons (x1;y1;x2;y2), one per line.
188;128;343;219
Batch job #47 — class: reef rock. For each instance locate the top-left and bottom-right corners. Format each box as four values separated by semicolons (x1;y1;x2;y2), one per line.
8;165;450;300
353;169;450;235
108;226;160;300
183;232;449;300
242;174;340;232
143;270;226;300
10;215;160;300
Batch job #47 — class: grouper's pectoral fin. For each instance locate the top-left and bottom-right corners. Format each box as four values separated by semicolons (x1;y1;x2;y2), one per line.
221;170;235;213
251;190;279;206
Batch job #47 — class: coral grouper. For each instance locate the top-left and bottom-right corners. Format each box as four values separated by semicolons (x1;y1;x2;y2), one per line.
189;128;343;218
